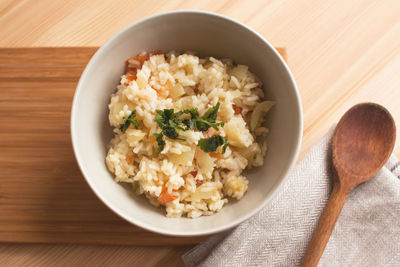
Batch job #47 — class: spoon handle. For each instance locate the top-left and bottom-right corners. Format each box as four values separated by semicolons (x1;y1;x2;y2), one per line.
301;183;348;267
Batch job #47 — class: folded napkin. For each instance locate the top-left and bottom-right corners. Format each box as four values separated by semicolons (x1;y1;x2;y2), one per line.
183;129;400;266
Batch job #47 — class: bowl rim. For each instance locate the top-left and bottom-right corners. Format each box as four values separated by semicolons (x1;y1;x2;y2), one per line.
71;9;303;236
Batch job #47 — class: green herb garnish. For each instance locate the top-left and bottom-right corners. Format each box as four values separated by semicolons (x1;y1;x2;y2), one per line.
197;134;229;153
182;108;200;118
193;102;224;131
153;133;165;152
155;109;185;141
119;111;139;132
182;117;195;130
202;102;219;122
153;103;228;152
194;118;224;131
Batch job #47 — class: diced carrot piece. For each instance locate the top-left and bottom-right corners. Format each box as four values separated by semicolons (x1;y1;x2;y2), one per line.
158;186;178;203
158;193;177;204
125;54;148;76
210;152;224;159
209;152;218;158
135;54;150;64
126;74;136;81
125;60;139;72
205;128;218;137
124;51;163;80
125;65;138;81
149;135;156;142
232;104;243;115
126;154;134;165
149;50;163;56
126;53;150;68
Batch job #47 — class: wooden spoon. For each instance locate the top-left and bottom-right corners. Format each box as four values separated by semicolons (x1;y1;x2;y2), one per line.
301;103;396;267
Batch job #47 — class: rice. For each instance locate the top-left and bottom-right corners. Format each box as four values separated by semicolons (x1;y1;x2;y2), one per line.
105;51;274;218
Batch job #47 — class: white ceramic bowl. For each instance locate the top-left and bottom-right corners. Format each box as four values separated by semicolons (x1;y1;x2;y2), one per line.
71;10;302;236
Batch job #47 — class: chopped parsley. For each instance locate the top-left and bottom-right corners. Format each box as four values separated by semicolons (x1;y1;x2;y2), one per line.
119;111;139;132
153;133;165;152
197;134;229;153
192;102;224;131
202;102;220;122
153;102;229;153
155;109;185;142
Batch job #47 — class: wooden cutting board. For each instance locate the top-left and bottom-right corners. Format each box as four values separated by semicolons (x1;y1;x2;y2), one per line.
0;47;286;246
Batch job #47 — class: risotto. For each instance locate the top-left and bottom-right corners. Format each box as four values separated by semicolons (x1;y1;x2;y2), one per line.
105;50;274;218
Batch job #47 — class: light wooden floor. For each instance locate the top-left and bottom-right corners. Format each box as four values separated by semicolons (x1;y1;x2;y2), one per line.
1;0;399;266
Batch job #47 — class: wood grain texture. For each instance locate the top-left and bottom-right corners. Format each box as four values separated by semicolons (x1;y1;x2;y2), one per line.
0;47;208;246
1;0;400;266
0;244;189;267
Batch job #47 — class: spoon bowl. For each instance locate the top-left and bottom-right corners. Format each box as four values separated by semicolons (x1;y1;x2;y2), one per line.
332;103;396;188
302;103;396;267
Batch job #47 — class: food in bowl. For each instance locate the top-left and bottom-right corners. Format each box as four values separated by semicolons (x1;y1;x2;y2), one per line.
105;50;274;218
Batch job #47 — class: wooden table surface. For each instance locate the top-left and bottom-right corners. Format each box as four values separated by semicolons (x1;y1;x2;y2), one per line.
1;0;399;266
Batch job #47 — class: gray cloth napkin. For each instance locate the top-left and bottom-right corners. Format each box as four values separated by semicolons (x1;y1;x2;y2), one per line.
183;129;400;267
